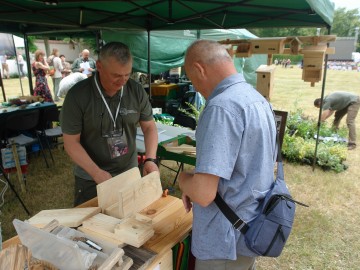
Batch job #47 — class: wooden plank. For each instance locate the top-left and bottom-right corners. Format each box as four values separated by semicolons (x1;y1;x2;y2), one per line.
114;217;155;248
104;202;121;219
98;247;125;270
123;245;157;270
97;167;141;211
118;171;162;218
139;196;182;225
146;249;173;270
81;213;124;245
143;205;192;254
27;207;101;228
78;226;124;246
117;255;133;270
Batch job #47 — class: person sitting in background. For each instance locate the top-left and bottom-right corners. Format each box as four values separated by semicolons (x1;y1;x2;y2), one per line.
314;91;360;150
71;49;96;77
32;49;54;102
60;54;71;77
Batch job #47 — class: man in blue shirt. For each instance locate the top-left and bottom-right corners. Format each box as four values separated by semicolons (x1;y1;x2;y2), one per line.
179;40;277;269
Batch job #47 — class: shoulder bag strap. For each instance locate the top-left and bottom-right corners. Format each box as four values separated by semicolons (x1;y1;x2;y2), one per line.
214;108;281;234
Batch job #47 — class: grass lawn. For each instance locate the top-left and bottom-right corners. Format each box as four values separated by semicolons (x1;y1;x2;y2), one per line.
1;67;360;269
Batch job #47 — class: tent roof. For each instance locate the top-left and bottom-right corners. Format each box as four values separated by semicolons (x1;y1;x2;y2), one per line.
0;0;334;36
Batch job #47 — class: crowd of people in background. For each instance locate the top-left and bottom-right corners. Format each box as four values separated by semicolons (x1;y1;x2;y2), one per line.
1;48;95;103
30;48;95;103
274;58;292;68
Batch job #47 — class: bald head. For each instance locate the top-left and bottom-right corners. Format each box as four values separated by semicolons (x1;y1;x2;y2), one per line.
184;40;236;98
82;49;90;60
185;40;233;66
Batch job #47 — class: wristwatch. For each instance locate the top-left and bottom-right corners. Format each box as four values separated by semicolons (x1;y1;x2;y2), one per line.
143;157;159;166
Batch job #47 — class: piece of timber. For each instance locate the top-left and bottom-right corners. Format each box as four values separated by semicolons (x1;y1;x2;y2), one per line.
141;197;192;255
139;196;182;225
123;245;157;270
118;171;162;218
81;213;125;245
146;249;172;270
97;167;141;212
98;247;125;270
114;217;155;248
117;255;133;270
27;207;101;228
104;202;121;218
0;243;27;270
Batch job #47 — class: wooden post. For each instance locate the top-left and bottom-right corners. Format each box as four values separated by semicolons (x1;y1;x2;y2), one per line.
10;140;26;193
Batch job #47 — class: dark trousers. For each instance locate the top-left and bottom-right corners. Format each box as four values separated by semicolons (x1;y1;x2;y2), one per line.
74;175;97;206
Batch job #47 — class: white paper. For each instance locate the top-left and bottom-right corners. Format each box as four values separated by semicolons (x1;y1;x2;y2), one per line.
80;62;91;75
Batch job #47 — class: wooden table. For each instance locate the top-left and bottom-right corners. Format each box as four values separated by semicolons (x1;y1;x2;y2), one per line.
2;196;193;270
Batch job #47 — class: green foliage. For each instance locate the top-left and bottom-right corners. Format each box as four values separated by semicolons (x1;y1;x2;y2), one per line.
282;109;348;173
177;102;204;123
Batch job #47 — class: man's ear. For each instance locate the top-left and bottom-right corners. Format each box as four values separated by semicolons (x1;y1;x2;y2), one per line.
194;62;206;79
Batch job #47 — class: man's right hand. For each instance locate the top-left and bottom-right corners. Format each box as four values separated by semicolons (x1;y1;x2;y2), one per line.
93;169;112;184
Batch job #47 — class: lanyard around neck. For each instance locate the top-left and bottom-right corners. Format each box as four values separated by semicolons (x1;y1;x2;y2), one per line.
95;74;123;130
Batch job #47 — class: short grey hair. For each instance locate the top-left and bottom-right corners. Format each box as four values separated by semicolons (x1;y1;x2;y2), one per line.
99;42;132;64
185;40;232;64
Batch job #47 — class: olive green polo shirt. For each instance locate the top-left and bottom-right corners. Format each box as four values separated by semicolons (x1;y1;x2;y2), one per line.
322;92;359;111
60;74;153;179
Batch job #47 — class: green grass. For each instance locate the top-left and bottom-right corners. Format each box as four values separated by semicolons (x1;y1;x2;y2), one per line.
1;67;360;269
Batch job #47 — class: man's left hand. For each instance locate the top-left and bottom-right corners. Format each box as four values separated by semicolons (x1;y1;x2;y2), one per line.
142;161;159;176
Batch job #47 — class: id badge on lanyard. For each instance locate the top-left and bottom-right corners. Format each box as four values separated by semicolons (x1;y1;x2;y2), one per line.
95;74;129;159
107;133;128;159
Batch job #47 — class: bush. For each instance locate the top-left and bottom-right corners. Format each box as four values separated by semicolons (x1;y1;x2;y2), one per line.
282;109;348;172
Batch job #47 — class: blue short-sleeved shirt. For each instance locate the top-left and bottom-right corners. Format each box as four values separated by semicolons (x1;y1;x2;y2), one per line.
192;73;277;260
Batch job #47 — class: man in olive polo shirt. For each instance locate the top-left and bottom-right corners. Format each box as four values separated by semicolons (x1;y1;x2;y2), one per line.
314;91;360;150
61;42;159;206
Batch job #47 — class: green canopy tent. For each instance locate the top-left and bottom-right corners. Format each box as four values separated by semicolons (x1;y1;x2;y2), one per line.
0;0;335;169
0;0;335;91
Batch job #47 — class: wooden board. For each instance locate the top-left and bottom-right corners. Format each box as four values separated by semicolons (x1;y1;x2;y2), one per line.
114;217;154;248
97;167;141;212
81;213;125;245
139;196;182;225
146;249;173;270
27;207;101;228
142;199;192;254
118;171;162;218
123;245;157;270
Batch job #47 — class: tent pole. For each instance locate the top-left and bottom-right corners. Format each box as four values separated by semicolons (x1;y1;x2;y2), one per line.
312;27;331;171
147;30;151;99
12;35;24;96
23;33;33;95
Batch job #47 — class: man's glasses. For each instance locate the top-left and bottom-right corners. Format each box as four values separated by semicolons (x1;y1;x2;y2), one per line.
100;113;124;138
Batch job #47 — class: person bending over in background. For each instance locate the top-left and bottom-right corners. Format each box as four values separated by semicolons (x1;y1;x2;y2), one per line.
178;40;277;270
314;91;360;150
32;49;54;102
61;42;159;206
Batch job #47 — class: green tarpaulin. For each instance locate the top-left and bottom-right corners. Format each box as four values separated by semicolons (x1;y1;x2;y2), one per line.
102;29;266;86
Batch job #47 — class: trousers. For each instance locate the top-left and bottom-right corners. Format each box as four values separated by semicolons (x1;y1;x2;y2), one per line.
195;255;256;270
333;96;360;145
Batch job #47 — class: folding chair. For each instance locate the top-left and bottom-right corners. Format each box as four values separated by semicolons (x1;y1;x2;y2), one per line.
5;109;50;169
37;106;63;164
